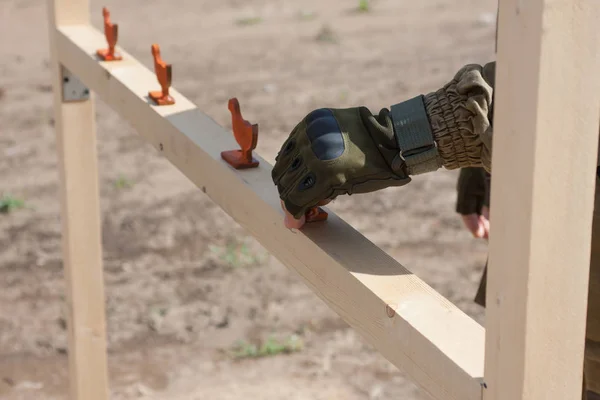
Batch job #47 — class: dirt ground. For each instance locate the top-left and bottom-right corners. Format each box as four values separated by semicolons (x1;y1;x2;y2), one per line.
0;0;496;398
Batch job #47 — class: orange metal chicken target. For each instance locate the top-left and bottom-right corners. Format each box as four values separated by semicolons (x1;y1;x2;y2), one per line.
96;7;122;61
148;44;175;106
221;98;259;169
305;206;328;223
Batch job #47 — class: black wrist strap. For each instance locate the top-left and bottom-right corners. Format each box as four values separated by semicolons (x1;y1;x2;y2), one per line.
390;95;442;175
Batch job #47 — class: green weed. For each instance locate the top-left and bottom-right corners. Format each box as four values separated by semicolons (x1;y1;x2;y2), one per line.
209;238;267;268
228;335;303;360
357;0;370;12
235;16;263;26
114;175;134;189
0;194;25;214
339;89;349;102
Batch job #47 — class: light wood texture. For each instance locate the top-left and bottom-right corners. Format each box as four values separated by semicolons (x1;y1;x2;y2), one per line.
54;24;486;400
484;0;600;399
47;2;110;400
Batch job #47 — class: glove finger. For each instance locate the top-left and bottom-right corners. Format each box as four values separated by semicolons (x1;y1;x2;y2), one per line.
283;197;307;220
281;171;320;218
281;199;307;229
277;158;309;195
274;123;298;162
284;188;343;220
272;136;300;184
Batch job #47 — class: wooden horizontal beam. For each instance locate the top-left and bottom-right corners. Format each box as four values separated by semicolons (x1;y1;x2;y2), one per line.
54;24;485;400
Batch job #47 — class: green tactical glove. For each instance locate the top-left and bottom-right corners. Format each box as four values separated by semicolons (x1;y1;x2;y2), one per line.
271;99;440;219
272;63;496;219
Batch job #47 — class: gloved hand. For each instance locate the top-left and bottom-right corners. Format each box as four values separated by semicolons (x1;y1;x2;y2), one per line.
456;167;491;239
271;107;413;219
456;167;489;215
272;63;496;222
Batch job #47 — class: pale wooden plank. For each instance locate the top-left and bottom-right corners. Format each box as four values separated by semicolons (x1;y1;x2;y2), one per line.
54;23;486;400
484;0;600;399
47;1;110;399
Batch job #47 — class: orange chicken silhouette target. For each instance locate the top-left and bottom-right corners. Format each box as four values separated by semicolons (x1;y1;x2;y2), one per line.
148;44;175;106
305;206;328;223
221;98;326;222
96;7;122;61
221;98;259;169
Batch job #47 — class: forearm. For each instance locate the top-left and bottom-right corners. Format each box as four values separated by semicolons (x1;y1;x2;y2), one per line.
423;62;496;174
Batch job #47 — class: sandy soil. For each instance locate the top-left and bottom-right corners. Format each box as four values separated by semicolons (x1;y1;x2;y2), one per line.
0;0;496;398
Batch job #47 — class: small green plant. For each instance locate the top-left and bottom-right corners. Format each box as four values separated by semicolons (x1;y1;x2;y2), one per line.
147;306;169;332
209;238;267;268
235;16;262;26
339;89;349;102
228;335;303;360
114;175;133;189
357;0;370;12
0;194;25;214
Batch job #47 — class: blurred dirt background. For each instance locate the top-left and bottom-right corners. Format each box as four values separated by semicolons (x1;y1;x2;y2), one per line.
0;0;495;398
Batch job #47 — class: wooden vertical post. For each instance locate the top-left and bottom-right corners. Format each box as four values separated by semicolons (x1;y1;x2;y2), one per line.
47;1;109;399
484;0;600;399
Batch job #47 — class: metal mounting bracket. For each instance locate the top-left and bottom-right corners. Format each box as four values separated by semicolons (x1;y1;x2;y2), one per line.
61;66;90;102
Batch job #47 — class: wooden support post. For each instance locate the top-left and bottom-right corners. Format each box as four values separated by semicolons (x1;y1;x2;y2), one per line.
47;1;109;399
484;0;600;399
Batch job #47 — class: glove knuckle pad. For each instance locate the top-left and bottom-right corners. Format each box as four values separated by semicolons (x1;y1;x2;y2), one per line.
306;109;345;161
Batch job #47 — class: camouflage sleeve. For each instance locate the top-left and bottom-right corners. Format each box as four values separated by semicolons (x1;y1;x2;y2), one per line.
424;62;496;174
456;167;488;215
